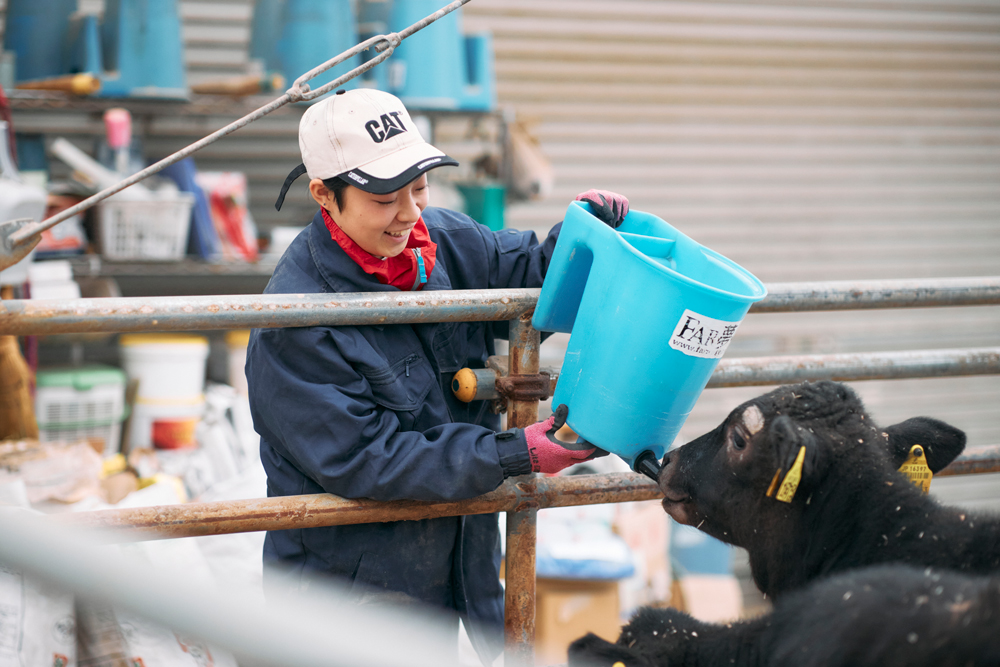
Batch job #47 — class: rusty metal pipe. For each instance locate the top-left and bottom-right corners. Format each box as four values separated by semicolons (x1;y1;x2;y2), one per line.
507;312;541;428
456;348;1000;402
49;454;1000;553
505;502;537;667
937;445;1000;477
755;277;1000;312
0;290;539;335
57;473;662;540
709;347;1000;387
57;448;1000;542
503;313;542;664
3;278;1000;336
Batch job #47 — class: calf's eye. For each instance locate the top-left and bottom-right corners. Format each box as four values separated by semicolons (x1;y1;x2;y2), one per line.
732;432;748;450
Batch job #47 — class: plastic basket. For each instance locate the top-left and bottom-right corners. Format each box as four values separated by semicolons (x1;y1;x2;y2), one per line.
35;365;128;456
97;193;194;260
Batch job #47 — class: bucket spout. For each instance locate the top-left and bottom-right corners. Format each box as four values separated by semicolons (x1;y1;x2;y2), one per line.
634;451;662;482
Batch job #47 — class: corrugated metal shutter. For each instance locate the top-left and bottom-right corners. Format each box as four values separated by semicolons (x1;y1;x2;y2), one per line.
179;0;254;86
463;0;1000;448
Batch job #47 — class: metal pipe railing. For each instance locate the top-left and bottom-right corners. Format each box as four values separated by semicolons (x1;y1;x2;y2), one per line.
2;277;999;336
751;276;1000;312
54;473;661;540
54;444;1000;541
0;289;538;335
448;347;1000;402
3;277;998;666
709;347;1000;387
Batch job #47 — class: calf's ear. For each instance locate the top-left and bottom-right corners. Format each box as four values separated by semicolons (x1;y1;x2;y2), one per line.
884;417;966;473
769;415;825;488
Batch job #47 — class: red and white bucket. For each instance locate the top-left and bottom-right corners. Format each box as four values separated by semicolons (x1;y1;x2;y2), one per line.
120;334;209;450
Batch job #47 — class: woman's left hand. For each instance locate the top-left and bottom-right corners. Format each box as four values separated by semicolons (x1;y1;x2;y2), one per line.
575;189;629;228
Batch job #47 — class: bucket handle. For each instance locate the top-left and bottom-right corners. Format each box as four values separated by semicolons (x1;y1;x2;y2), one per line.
531;202;618;333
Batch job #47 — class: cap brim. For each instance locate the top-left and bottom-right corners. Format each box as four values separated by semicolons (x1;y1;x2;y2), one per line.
336;142;459;194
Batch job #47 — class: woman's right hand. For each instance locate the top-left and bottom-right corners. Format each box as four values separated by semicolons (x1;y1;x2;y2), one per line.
520;404;607;473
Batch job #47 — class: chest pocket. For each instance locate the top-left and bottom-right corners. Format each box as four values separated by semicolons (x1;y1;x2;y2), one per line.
362;353;436;413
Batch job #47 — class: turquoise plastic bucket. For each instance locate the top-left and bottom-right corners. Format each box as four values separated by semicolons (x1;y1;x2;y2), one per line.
533;202;767;471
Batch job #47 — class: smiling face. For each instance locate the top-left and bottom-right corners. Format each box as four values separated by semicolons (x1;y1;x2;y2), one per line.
310;175;429;258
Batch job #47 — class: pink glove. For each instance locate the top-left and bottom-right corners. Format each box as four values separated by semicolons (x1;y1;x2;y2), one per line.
522;405;607;474
575;189;629;228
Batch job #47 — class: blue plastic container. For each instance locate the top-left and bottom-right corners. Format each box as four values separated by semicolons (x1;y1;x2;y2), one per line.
533;202;766;470
276;0;358;96
3;0;77;82
100;0;188;98
249;0;287;74
385;0;495;110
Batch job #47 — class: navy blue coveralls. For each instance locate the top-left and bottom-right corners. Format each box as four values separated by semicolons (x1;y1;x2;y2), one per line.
246;206;559;662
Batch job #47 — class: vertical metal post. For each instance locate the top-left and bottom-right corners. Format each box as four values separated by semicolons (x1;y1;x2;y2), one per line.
504;502;537;666
504;311;540;665
507;310;541;426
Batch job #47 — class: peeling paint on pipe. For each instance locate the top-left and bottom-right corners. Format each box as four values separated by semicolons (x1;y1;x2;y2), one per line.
58;473;662;541
0;289;539;335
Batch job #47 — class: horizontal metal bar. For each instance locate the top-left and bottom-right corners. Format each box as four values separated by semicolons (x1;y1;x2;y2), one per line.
709;347;1000;387
59;473;662;541
60;444;1000;541
0;289;539;335
755;277;1000;312
461;347;1000;402
2;277;999;336
936;444;1000;477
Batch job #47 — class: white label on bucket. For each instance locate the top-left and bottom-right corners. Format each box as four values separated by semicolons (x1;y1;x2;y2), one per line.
669;309;740;359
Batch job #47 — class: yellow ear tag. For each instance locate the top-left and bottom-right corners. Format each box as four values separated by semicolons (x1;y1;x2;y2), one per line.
775;446;807;503
765;468;782;498
898;444;932;494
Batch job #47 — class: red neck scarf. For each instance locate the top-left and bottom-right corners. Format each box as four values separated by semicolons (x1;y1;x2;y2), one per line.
322;209;437;291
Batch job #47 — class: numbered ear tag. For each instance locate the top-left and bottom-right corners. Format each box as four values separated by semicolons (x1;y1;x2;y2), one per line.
898;444;932;494
766;446;806;503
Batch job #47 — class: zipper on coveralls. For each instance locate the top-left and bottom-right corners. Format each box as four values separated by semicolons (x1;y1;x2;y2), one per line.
414;247;427;285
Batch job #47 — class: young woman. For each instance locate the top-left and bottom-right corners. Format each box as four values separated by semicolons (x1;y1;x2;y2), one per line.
247;88;628;664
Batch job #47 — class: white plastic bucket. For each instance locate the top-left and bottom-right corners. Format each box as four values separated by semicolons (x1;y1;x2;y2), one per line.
120;334;209;402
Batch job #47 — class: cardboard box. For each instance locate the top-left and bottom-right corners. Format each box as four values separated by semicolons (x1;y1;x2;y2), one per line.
534;577;620;666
